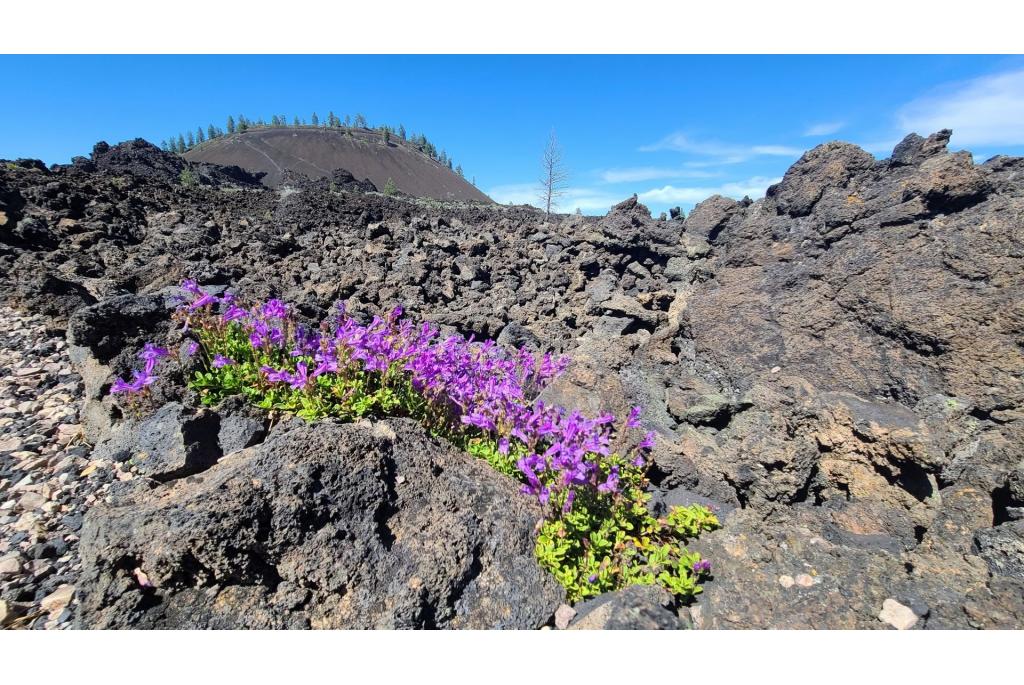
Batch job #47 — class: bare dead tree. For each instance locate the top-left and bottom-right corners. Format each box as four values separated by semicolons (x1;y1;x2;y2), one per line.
538;129;569;216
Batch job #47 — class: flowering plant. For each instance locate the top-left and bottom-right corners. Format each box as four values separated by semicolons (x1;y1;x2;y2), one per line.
110;280;718;602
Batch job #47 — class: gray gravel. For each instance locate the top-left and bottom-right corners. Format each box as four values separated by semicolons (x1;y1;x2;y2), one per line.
0;306;138;629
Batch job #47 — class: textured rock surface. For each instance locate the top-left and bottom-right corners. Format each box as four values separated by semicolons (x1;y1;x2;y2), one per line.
75;418;563;629
569;584;688;630
3;131;1024;628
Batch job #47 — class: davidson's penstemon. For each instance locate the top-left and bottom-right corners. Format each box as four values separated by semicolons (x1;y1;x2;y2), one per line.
110;280;719;602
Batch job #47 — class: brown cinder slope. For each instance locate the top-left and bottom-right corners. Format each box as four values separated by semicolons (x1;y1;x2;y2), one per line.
183;126;491;202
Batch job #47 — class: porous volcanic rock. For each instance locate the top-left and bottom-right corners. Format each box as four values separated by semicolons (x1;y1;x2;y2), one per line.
3;129;1024;628
74;417;563;629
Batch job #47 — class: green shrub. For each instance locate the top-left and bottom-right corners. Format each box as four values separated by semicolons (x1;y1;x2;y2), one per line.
178;168;199;187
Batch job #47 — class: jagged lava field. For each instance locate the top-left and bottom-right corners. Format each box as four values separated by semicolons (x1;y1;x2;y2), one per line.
0;129;1022;629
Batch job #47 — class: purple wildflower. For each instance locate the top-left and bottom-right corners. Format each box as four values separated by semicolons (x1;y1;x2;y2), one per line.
138;343;169;374
287;362;310;391
222;304;248;323
186;341;199;356
138;343;169;364
262;299;288;320
260;365;291;383
693;560;712;574
110;369;156;395
626;406;643;429
188;292;217;311
597;466;620;494
212;354;235;368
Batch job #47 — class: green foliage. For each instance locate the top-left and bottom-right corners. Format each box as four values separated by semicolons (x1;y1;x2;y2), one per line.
226;115;236;134
382;177;398;196
178;167;199;187
535;477;719;602
188;322;425;423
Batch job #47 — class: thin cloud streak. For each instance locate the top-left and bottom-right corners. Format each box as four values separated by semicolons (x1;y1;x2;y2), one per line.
639;132;802;161
638;176;782;206
486;182;627;214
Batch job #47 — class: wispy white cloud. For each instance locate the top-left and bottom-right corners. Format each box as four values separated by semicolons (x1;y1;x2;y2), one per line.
491;175;784;214
597;166;721;184
638;133;802;162
638;176;782;206
803;121;845;137
486;182;627;214
897;68;1024;147
486;182;538;206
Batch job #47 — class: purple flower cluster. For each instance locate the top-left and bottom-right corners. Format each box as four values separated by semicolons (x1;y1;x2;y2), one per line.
132;281;658;510
110;343;169;394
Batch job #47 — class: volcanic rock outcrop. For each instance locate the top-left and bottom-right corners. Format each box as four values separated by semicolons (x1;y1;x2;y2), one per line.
2;129;1023;628
74;418;562;629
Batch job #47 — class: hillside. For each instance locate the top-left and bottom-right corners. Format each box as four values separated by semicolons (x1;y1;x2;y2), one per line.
183;127;492;202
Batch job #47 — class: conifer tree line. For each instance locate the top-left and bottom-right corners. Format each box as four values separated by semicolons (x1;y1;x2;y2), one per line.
159;112;467;176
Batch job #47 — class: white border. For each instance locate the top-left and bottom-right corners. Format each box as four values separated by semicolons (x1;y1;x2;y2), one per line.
4;0;1022;54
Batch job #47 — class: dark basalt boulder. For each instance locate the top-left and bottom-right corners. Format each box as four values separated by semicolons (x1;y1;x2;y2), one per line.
75;417;564;629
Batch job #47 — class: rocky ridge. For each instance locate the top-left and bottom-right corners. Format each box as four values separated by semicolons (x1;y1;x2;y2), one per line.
1;130;1023;628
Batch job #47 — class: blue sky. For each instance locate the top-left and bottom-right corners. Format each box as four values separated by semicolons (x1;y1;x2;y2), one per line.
2;55;1024;216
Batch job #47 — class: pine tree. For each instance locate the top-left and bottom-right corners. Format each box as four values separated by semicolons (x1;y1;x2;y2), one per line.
456;164;463;177
186;131;195;148
293;116;301;127
176;134;186;153
197;127;205;144
238;116;248;132
382;128;391;145
327;111;337;127
354;113;367;128
208;124;217;140
311;112;319;127
271;115;280;127
382;178;398;196
160;139;169;151
344;114;351;127
226;115;236;134
398;124;406;140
